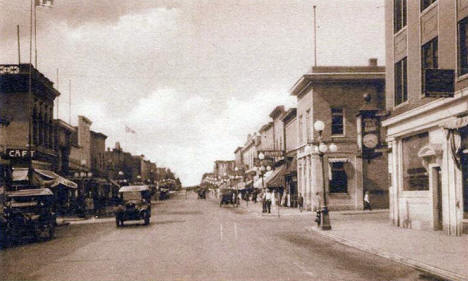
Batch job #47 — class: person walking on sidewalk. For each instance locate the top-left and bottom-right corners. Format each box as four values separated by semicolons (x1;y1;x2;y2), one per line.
364;190;372;211
265;189;272;213
298;193;304;212
313;192;322;226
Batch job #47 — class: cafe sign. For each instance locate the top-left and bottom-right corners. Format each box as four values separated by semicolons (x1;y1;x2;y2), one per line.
5;149;36;159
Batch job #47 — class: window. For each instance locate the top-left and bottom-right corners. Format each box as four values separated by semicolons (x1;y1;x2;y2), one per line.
329;162;347;193
331;108;344;136
421;38;438;92
298;114;303;143
306;109;311;142
394;57;408;106
421;0;436;11
402;132;429;191
394;0;407;33
459;17;468;76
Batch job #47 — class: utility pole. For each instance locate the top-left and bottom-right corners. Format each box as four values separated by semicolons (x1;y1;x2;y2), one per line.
17;25;21;64
28;0;33;183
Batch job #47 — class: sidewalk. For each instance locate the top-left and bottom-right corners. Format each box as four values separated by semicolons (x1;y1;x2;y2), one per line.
307;211;468;281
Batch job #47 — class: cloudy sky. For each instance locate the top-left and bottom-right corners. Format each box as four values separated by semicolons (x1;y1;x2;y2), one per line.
0;0;384;186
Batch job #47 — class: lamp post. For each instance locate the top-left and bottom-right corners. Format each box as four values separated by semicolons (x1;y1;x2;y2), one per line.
313;120;337;230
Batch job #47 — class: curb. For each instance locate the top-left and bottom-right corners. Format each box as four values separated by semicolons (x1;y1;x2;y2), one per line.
306;226;467;281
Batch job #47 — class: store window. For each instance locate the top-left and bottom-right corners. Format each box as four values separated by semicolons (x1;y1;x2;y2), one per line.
421;0;436;11
421;37;438;93
331;107;344;136
402;132;429;191
459;17;468;76
395;57;408;106
329;162;347;193
394;0;407;33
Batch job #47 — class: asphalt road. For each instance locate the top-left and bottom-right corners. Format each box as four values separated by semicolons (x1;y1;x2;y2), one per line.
0;192;445;281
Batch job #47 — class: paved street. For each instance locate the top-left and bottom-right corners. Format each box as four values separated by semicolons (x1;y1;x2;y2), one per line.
0;193;443;281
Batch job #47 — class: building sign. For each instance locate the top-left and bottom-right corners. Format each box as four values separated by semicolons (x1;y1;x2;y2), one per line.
257;150;283;158
5;149;36;159
424;69;455;98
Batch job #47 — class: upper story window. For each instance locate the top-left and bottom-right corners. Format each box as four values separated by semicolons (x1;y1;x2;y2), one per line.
331;108;344;136
394;57;408;106
459;17;468;76
306;109;311;142
421;0;436;12
421;37;438;92
298;114;303;143
394;0;407;33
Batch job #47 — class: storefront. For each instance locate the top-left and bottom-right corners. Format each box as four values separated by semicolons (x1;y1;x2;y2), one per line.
383;94;468;236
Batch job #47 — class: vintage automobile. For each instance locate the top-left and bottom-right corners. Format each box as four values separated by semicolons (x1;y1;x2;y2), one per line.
0;188;56;247
219;189;239;207
115;185;151;227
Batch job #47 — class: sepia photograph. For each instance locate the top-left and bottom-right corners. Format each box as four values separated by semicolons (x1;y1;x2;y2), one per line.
0;0;467;280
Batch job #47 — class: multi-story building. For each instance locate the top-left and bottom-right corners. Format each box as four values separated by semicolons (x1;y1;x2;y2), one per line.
290;59;387;211
90;130;107;178
0;64;59;173
241;133;259;172
53;119;74;176
383;0;468;235
234;146;243;169
213;160;236;179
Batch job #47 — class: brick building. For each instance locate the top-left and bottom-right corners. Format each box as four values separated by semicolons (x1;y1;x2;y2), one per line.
0;64;59;172
290;59;388;211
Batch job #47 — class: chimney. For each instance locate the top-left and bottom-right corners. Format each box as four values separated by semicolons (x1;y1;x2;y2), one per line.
368;58;378;67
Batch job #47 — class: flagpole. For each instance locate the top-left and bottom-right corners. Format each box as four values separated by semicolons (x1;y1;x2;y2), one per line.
28;0;34;183
69;80;71;124
17;25;21;64
34;0;37;67
56;68;59;119
313;5;317;67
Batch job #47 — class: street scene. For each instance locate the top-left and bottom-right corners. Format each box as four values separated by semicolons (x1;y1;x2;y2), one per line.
0;192;441;281
1;0;468;280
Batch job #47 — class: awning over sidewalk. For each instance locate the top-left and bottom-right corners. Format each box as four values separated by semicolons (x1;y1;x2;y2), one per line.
265;165;287;188
13;168;77;189
253;171;273;189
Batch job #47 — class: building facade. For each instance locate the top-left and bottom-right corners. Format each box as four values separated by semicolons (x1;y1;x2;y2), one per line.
0;64;59;173
291;59;387;211
383;0;468;235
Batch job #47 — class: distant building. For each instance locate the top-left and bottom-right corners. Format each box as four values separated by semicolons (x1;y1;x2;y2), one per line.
282;108;298;206
213;160;236;180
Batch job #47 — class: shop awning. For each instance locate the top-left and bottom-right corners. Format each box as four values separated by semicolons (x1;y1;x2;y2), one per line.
253;171;273;189
13;168;78;189
35;169;78;189
265;165;287;188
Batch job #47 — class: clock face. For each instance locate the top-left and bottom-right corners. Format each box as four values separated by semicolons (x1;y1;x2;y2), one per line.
363;133;378;149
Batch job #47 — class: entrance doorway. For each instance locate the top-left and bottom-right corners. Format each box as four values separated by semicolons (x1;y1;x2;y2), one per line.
462;155;468;219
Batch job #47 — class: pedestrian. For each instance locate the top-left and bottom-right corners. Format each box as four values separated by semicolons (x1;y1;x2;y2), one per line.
298;193;304;212
364;190;372;211
261;190;266;213
313;192;322;226
265;189;272;213
85;196;94;218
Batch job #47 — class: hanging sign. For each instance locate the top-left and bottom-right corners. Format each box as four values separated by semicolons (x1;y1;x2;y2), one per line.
424;69;455;98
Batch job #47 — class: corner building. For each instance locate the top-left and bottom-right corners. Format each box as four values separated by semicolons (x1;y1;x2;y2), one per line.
384;0;468;235
290;60;387;211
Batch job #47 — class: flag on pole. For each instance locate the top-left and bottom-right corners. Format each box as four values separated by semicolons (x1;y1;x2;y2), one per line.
35;0;53;7
125;125;136;134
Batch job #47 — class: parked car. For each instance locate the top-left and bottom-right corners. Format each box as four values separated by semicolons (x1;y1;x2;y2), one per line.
115;185;151;227
0;188;56;247
219;189;238;207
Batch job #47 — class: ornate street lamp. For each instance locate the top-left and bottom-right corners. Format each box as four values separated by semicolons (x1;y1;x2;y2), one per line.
313;120;337;230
